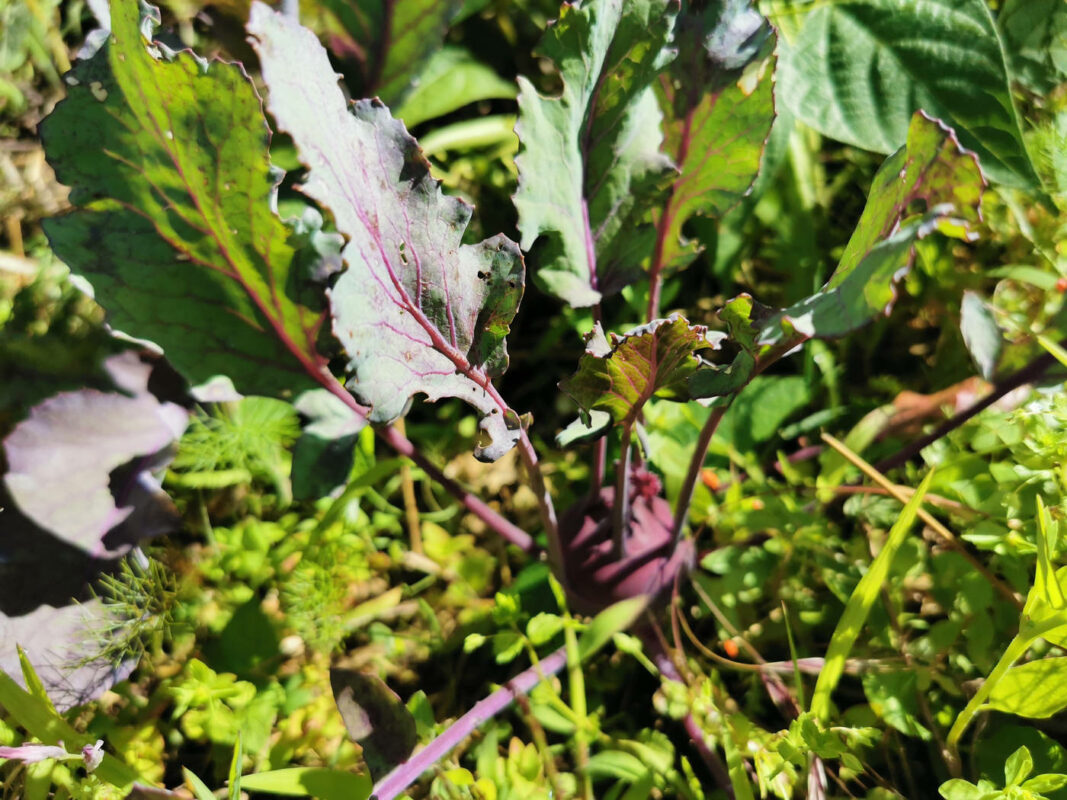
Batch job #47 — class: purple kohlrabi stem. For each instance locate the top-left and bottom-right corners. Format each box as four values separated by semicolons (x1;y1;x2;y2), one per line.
372;646;569;800
671;400;732;539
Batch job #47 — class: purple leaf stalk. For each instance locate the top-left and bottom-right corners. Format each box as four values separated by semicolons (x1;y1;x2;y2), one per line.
371;646;568;800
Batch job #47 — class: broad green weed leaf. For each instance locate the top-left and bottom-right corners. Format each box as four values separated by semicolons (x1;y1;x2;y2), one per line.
989;658;1067;719
41;1;327;398
238;767;372;799
960;291;1003;380
1005;746;1034;787
393;46;517;129
249;3;525;462
777;0;1038;188
998;0;1067;94
577;596;648;662
810;470;933;720
759;113;983;345
318;0;464;105
514;0;677;306
561;316;709;427
654;2;775;274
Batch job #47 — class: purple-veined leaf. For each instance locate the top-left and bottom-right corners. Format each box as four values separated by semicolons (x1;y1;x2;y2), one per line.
41;0;329;398
757;113;984;345
561;315;709;427
653;1;775;275
3;352;187;556
248;3;525;462
514;0;678;307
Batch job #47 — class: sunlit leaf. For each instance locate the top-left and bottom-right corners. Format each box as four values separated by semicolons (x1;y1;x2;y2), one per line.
960;291;1003;380
238;767;371;800
514;0;677;306
393;46;517;129
41;1;328;397
759;113;984;345
249;3;525;462
989;658;1067;719
654;1;775;274
777;0;1038;188
561;316;710;427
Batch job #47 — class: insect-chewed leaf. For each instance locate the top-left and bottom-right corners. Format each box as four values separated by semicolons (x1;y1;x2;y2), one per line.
758;113;984;345
248;3;525;463
41;0;327;398
561;315;709;427
514;0;677;307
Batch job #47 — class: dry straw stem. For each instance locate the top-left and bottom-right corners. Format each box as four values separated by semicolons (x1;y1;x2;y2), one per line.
820;432;1022;609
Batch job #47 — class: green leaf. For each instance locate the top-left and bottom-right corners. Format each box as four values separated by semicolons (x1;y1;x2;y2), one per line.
777;0;1038;188
514;0;677;306
526;612;565;646
41;0;326;398
561;316;710;427
0;668;140;791
318;0;464;105
586;750;649;782
938;778;989;800
228;734;242;800
1023;774;1067;794
183;768;217;800
237;768;372;800
989;658;1067;719
998;0;1067;94
577;596;648;663
556;409;612;447
861;670;932;740
960;291;1003;380
654;3;775;274
393;46;517;129
1005;746;1035;787
16;646;56;716
759;113;984;345
810;470;934;720
248;3;525;462
688;294;759;399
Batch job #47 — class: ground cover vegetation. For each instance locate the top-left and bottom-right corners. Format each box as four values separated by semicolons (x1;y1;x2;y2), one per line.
2;0;1067;797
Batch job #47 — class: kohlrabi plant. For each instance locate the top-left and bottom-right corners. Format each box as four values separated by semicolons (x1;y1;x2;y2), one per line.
10;0;1065;795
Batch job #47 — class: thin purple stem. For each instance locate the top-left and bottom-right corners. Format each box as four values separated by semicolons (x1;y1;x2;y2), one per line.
316;373;536;553
671;401;732;539
372;647;568;800
612;425;632;556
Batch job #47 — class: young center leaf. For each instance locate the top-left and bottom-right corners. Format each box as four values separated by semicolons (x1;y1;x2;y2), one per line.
653;0;775;276
776;0;1038;188
757;113;984;345
41;0;329;398
514;0;678;307
248;4;526;462
561;315;708;428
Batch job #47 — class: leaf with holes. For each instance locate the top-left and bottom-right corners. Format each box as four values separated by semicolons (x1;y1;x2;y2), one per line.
653;0;775;275
758;113;984;345
776;0;1037;188
249;3;525;462
561;315;709;428
514;0;678;307
41;0;328;398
